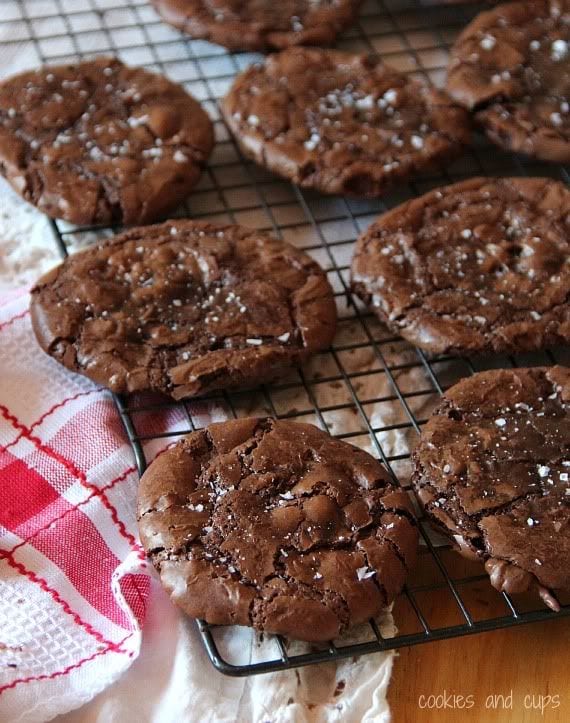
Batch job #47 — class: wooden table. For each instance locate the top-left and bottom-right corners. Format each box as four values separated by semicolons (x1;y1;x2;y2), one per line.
388;550;570;722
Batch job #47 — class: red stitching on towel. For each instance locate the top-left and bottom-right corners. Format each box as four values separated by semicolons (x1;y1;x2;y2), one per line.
0;550;127;652
2;390;100;453
7;465;137;555
0;634;132;695
0;308;29;333
0;404;144;557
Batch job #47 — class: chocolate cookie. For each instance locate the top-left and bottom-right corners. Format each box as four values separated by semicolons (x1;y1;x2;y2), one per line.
221;48;471;198
0;57;214;225
412;366;570;611
446;0;570;162
150;0;363;52
138;417;418;641
30;220;336;400
351;177;570;356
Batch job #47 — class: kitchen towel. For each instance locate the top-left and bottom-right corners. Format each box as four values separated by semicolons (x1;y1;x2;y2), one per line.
0;190;394;723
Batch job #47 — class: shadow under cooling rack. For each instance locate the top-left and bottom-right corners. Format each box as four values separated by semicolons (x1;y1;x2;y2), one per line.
5;0;570;676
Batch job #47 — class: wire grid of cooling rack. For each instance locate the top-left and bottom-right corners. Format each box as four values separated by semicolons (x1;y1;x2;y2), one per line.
2;0;570;676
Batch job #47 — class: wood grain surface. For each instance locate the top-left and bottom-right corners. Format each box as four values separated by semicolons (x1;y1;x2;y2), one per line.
388;549;570;722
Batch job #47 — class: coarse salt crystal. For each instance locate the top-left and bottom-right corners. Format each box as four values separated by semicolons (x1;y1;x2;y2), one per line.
538;465;550;477
495;418;506;427
355;95;375;110
246;338;263;345
356;566;375;581
552;39;568;61
480;35;496;50
173;150;188;163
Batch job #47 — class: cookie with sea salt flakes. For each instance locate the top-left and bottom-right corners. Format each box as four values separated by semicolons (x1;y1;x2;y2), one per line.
446;0;570;162
138;417;418;641
150;0;363;52
351;177;570;356
221;48;471;197
30;220;337;400
412;366;570;612
0;57;214;226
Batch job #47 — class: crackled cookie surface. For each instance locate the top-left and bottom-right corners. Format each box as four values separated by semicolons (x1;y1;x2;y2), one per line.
351;177;570;355
30;220;336;400
150;0;363;51
138;417;418;641
222;48;471;197
447;0;570;162
0;57;213;225
413;366;570;611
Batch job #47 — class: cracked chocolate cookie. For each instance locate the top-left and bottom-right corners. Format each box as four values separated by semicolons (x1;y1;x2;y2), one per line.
412;366;570;611
138;417;418;641
446;0;570;162
351;177;570;356
0;57;214;225
30;220;336;400
221;48;471;197
150;0;363;52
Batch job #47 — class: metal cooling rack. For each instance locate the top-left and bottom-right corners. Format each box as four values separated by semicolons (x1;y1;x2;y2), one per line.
3;0;570;677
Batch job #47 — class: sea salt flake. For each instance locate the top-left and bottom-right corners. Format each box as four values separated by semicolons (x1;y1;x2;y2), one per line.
538;465;550;478
551;39;568;61
278;332;290;342
172;299;182;306
355;94;374;110
280;491;294;500
411;135;424;149
247;114;260;126
495;418;507;427
127;114;149;128
173;150;188;163
304;133;320;151
246;338;263;345
480;35;496;50
356;566;375;581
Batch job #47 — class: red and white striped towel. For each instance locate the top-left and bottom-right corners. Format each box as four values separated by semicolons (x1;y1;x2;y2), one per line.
0;291;151;720
0;290;394;723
